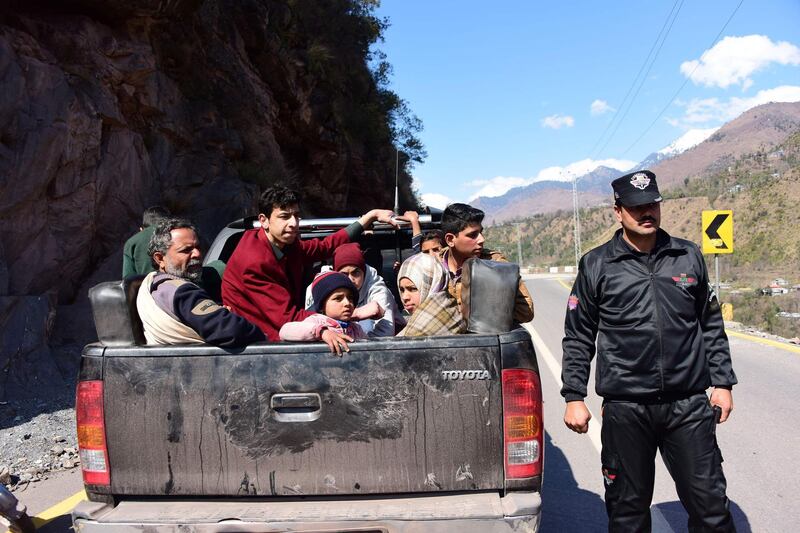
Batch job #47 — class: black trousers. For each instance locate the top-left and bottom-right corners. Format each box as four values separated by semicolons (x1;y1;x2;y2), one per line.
600;393;735;532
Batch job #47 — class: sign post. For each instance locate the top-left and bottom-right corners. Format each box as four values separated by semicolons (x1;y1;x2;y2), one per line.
702;210;734;300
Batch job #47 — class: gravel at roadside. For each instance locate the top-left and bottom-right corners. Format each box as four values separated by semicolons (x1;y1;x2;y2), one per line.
0;384;79;492
725;320;800;345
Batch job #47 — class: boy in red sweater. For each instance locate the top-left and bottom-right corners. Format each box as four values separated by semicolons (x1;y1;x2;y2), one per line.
222;185;395;341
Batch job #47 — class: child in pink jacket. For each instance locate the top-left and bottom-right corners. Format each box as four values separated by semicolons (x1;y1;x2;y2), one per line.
279;271;379;355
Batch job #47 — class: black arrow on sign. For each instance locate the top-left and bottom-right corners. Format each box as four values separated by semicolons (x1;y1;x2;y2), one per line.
705;213;729;249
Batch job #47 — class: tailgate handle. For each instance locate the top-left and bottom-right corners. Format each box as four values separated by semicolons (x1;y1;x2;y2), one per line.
270;393;322;422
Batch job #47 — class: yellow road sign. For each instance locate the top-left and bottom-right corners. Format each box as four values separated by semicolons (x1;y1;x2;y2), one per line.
702;210;733;254
721;303;733;321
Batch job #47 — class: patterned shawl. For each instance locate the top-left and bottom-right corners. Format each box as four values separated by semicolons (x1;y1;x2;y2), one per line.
397;291;466;337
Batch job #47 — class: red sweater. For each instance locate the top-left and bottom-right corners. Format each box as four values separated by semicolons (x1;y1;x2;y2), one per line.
222;228;351;341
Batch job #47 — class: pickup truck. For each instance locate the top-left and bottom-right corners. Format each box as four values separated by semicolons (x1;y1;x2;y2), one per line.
71;214;544;532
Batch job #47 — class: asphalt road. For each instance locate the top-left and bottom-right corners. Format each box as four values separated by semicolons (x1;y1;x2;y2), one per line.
10;277;800;532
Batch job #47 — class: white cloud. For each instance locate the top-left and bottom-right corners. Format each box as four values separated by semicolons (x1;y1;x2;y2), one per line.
590;99;614;116
466;158;637;201
541;114;575;129
420;193;454;210
673;85;800;126
680;35;800;89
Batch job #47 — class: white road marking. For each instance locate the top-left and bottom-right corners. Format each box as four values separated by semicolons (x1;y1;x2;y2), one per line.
522;322;603;453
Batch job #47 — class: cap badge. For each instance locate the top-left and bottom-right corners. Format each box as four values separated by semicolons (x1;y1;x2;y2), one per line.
629;172;650;190
629;172;651;190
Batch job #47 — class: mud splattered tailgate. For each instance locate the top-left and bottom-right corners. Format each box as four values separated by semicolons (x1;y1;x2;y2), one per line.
97;333;509;497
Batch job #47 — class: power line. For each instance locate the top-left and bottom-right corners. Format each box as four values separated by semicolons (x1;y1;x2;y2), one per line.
620;0;745;157
589;0;683;158
595;0;685;158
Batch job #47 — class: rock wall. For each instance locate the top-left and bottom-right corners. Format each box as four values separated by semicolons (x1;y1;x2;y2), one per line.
0;0;417;395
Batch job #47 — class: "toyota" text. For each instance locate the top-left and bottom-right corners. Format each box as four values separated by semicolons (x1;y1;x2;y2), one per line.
441;370;491;380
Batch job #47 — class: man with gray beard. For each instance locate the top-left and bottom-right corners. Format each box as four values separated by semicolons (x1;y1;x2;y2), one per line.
137;218;264;347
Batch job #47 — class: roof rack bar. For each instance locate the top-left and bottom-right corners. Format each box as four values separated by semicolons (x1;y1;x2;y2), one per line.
299;214;434;231
244;211;442;231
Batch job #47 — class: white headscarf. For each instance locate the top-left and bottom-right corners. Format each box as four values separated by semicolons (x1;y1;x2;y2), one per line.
397;253;447;303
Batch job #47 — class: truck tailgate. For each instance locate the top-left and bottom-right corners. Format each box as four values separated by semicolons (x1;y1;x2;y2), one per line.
101;335;504;497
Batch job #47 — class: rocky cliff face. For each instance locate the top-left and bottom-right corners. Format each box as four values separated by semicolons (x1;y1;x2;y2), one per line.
0;0;416;396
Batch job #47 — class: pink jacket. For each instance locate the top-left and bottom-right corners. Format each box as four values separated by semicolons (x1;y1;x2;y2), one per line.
279;314;366;342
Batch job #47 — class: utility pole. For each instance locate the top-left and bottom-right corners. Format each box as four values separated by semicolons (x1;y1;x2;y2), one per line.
571;172;582;270
513;223;524;267
394;149;401;263
394;149;400;214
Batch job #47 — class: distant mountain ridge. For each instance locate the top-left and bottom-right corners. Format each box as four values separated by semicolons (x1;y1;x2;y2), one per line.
486;129;800;339
473;166;622;224
474;101;800;225
486;127;800;286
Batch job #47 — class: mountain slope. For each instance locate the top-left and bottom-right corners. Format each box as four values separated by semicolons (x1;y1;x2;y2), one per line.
651;101;800;188
659;128;720;157
486;131;800;284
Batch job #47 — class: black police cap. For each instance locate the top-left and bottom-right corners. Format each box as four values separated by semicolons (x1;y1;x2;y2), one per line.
611;170;662;207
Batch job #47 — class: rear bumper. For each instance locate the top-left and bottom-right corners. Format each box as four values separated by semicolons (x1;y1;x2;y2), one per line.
72;491;541;533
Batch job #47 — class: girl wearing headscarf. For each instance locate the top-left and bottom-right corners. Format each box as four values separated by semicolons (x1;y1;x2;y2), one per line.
396;253;466;337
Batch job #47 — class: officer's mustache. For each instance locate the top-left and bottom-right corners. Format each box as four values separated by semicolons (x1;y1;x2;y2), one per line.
638;216;656;224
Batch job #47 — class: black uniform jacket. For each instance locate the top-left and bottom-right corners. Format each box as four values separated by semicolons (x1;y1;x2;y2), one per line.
561;229;737;402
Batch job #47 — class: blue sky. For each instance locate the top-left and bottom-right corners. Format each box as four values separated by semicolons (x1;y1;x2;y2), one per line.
375;0;800;208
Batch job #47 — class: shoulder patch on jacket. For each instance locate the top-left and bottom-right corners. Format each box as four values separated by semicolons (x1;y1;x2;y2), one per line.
192;299;223;316
568;294;579;310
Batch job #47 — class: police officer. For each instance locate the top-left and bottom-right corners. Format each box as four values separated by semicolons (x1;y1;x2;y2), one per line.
561;170;737;532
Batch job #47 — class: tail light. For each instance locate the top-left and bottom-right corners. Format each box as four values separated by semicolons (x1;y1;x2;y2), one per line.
76;380;111;486
502;369;543;478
